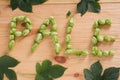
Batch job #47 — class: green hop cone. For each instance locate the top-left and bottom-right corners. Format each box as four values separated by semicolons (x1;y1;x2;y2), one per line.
98;19;105;25
92;50;96;56
17;16;25;21
92;46;98;51
104;35;111;41
92;46;98;56
15;31;22;37
24;17;31;24
55;43;61;54
35;33;43;43
93;21;99;29
109;50;115;56
80;50;88;56
11;17;17;22
73;49;81;56
110;36;116;41
97;50;103;57
105;19;112;25
65;34;71;43
9;35;15;40
42;30;51;36
22;29;30;36
66;27;72;34
8;40;15;50
43;19;50;26
52;24;57;31
26;23;32;31
11;28;17;34
94;28;100;36
92;36;98;45
97;36;104;42
49;16;56;25
102;50;109;56
10;22;16;28
31;43;38;52
68;17;74;27
53;36;59;44
65;49;73;54
39;25;46;33
50;31;58;36
66;43;72;49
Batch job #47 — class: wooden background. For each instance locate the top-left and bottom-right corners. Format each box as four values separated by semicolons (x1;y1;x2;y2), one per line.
0;0;120;80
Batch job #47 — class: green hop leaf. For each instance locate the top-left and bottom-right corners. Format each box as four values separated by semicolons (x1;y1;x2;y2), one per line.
18;0;32;12
48;65;67;78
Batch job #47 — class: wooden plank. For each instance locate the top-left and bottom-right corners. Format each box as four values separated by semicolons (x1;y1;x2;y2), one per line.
46;0;120;3
0;2;120;80
0;0;120;5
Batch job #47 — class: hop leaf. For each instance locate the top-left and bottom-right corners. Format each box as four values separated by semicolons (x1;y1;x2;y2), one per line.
35;60;67;80
0;55;19;80
10;0;47;12
77;0;101;16
84;61;120;80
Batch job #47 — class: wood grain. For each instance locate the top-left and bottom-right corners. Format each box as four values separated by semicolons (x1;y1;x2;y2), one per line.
0;0;120;80
0;0;120;5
